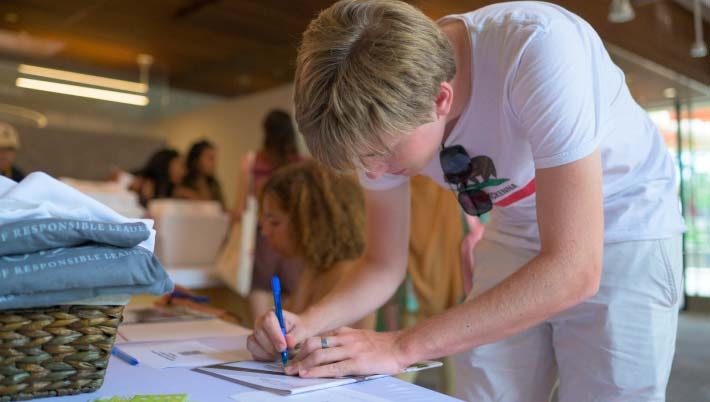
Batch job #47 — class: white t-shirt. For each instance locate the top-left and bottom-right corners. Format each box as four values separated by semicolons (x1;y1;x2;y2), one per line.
359;1;685;250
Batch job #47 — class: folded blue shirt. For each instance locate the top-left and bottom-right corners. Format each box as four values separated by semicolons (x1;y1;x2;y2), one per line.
0;244;173;309
0;218;150;256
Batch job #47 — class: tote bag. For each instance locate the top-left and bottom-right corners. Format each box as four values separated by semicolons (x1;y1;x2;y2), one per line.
215;154;258;296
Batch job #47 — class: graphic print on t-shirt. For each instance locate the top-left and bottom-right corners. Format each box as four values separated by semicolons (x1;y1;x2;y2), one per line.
468;156;501;185
466;155;536;207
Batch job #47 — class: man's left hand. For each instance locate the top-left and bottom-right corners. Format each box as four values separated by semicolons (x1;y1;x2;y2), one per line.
285;327;410;378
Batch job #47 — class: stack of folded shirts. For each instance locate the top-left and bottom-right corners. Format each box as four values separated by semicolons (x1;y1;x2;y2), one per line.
0;172;173;310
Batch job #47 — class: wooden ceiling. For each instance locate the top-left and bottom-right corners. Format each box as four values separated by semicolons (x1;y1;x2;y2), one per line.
0;0;708;99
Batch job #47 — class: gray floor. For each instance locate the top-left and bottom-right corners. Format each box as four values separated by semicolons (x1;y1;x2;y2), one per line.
668;312;710;402
415;311;710;401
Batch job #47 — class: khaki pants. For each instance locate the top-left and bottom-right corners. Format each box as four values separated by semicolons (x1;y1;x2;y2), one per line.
454;237;683;402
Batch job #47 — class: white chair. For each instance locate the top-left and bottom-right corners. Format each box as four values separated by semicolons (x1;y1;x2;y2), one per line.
148;199;230;288
60;177;145;218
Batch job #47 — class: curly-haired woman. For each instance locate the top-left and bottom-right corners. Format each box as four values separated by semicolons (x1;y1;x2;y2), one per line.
256;160;373;328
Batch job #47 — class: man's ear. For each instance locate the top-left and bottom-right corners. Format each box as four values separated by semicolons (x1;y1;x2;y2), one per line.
434;81;454;120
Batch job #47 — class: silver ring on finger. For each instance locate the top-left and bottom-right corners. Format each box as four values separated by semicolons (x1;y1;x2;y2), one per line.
321;336;329;349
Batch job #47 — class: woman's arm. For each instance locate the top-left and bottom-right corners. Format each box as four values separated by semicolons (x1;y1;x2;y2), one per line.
232;152;254;220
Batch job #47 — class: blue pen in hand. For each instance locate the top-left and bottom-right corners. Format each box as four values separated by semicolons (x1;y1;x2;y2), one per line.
271;275;289;366
112;346;139;366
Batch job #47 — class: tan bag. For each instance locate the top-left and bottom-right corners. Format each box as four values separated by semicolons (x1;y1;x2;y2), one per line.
215;153;258;296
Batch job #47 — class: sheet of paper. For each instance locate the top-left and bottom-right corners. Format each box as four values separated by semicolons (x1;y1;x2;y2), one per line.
116;340;249;369
231;387;393;402
195;359;443;395
116;318;250;343
195;364;354;394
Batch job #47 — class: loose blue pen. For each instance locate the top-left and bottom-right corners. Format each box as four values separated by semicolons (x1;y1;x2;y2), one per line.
271;275;289;366
170;290;211;304
111;346;139;366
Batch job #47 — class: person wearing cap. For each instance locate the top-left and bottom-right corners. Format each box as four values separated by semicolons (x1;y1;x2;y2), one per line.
0;122;25;182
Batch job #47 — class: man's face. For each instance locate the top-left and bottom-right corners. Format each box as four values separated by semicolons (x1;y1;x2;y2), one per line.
359;82;454;180
0;147;16;171
359;117;446;180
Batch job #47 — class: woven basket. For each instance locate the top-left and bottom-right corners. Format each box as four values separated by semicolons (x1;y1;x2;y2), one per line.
0;305;124;401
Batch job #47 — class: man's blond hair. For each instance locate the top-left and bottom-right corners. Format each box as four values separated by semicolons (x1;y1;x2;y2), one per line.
294;0;456;172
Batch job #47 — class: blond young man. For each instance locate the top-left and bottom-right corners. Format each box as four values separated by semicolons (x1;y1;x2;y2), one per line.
247;1;685;401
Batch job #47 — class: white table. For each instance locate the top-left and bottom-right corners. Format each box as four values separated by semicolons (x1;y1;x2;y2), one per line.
32;355;461;402
29;316;461;401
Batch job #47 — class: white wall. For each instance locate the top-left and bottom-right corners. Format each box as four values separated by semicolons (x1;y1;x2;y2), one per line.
150;83;299;209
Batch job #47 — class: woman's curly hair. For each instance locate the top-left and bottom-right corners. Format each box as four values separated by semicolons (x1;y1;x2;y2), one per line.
260;160;366;272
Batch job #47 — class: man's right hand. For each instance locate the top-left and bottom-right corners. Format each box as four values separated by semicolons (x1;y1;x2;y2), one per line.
247;309;311;361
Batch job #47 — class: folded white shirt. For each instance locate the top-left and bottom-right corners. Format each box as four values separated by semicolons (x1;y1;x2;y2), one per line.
0;172;155;252
0;175;15;195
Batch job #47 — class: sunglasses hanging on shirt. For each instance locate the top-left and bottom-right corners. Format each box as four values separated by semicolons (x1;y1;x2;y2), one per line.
439;144;493;217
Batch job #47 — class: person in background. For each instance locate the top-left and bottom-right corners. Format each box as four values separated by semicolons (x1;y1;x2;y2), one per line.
0;122;25;182
176;139;224;206
160;161;375;332
130;148;186;207
234;110;304;320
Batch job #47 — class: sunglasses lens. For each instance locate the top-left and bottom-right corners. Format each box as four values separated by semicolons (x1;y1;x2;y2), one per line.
458;189;492;217
440;145;472;184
